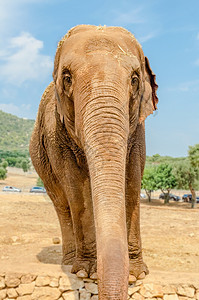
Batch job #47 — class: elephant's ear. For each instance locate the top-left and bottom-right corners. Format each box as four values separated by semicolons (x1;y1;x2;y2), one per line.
53;33;69;124
139;56;158;123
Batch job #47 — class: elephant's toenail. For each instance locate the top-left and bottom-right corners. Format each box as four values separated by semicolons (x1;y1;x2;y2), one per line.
129;274;136;283
138;272;145;279
90;272;98;280
76;270;88;278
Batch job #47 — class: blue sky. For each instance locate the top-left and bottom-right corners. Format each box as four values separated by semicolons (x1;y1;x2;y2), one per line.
0;0;199;157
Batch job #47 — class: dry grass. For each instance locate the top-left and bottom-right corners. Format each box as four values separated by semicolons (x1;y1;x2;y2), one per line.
0;168;198;280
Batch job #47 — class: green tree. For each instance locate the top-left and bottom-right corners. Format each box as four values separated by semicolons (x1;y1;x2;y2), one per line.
173;162;198;208
142;167;157;202
151;153;161;161
1;160;8;169
187;144;199;208
37;177;44;187
155;163;176;204
189;144;199;169
0;167;7;180
21;159;30;173
5;157;17;167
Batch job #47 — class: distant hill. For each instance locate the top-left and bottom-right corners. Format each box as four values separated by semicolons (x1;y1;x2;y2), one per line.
0;110;35;151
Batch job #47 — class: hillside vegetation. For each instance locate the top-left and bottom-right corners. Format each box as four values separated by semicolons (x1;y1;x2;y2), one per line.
0;110;34;151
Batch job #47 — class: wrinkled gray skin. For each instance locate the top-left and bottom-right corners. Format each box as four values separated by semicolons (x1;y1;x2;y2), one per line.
30;25;158;300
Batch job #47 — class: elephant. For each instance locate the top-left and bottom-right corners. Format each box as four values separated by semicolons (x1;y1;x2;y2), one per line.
29;25;158;300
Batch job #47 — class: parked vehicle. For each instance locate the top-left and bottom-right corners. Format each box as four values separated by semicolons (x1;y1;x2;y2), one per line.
182;194;192;202
30;186;46;193
2;186;21;192
159;193;181;201
140;193;146;199
182;194;199;203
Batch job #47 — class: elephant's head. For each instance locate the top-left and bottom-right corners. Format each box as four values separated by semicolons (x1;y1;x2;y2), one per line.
53;25;158;299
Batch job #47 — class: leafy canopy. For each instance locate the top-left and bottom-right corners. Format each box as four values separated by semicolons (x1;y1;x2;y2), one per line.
142;167;157;191
173;161;199;190
189;144;199;169
155;163;176;192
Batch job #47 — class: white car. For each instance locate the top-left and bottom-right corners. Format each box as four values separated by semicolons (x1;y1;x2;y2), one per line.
2;186;21;192
140;193;146;199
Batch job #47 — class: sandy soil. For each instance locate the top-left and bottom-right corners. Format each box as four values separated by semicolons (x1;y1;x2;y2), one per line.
0;169;199;283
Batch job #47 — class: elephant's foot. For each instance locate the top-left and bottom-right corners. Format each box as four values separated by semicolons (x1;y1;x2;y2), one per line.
62;247;76;265
71;257;97;279
129;257;149;281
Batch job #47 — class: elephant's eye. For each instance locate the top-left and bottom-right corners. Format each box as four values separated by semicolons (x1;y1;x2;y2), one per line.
131;75;139;96
63;70;72;85
131;76;139;88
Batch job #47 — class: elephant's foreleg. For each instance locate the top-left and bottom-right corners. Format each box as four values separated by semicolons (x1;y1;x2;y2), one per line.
39;173;76;264
56;156;96;277
50;193;76;264
67;176;96;277
126;124;148;280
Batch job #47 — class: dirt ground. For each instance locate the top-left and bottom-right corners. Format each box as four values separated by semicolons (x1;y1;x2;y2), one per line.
0;168;199;283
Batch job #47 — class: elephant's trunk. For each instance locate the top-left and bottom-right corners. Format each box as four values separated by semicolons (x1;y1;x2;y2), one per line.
81;91;129;299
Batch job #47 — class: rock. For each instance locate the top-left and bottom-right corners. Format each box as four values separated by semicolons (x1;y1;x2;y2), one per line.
17;296;32;300
0;289;7;300
177;285;195;298
52;237;61;244
196;291;199;300
59;274;84;292
189;233;195;237
31;287;61;300
135;281;143;286
83;278;94;283
5;275;20;288
85;282;98;294
139;285;152;298
49;277;59;288
178;297;190;300
11;236;20;243
0;277;5;290
128;286;141;296
16;282;35;296
80;289;91;300
91;296;98;300
140;284;163;298
62;290;79;300
35;276;51;287
163;294;179;300
193;284;199;290
162;285;177;294
152;284;164;298
131;292;144;300
21;274;37;284
7;288;18;298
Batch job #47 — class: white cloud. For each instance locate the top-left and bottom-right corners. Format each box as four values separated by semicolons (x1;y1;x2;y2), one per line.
195;59;199;66
168;79;199;92
0;32;53;86
0;103;31;118
138;32;156;43
113;7;145;25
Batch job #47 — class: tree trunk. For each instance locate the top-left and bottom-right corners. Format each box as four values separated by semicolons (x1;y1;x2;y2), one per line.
146;190;151;202
189;183;196;209
162;190;170;204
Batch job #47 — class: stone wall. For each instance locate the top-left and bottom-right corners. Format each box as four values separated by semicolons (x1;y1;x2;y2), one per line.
0;272;199;300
